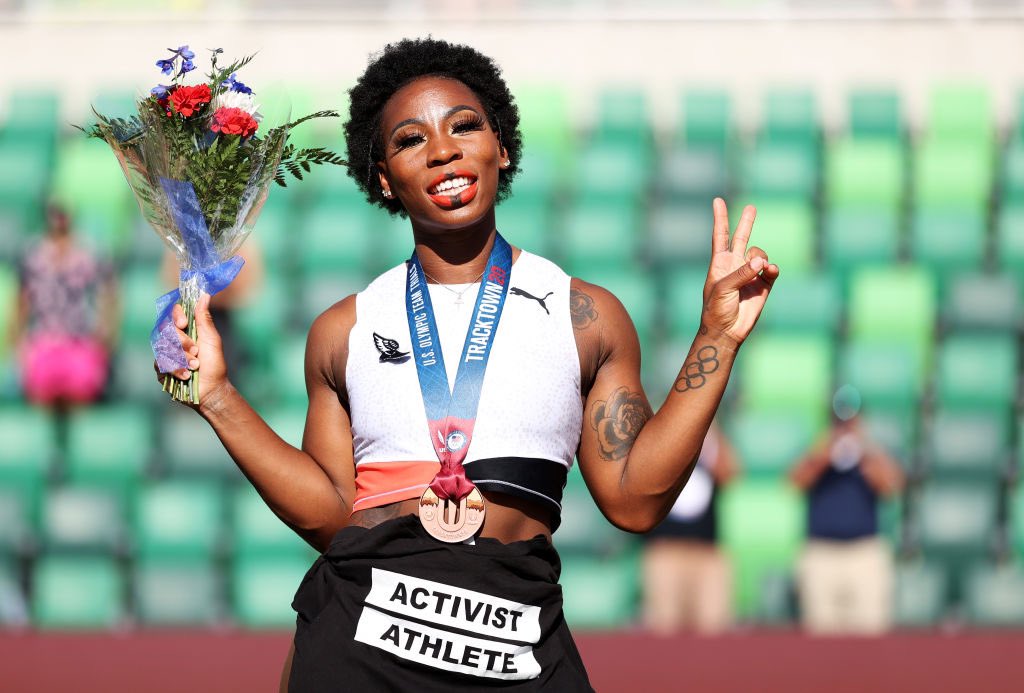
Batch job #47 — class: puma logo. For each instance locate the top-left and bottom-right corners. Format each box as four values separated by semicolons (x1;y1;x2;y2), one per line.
510;287;553;315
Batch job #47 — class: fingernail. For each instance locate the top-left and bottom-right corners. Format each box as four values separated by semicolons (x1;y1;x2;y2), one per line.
751;257;766;271
189;359;200;369
190;346;199;356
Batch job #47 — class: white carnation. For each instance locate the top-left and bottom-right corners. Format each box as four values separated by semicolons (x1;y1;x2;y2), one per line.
213;91;263;121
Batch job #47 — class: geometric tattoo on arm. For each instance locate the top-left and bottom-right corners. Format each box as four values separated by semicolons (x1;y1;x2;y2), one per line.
672;346;720;393
570;288;597;330
589;386;653;461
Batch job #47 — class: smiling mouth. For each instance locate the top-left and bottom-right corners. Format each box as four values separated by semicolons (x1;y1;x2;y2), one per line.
427;171;478;209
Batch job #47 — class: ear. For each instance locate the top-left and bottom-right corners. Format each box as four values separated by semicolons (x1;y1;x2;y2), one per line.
376;161;392;198
498;143;509;168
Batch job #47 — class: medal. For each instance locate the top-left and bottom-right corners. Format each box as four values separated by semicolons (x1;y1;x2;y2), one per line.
405;234;513;543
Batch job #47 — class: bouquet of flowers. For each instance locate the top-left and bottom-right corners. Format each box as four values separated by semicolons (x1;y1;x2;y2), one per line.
80;45;346;403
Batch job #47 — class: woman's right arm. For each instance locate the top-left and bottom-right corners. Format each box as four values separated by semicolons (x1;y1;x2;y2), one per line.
167;293;356;552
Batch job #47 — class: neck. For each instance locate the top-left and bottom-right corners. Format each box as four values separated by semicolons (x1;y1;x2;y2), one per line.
411;211;497;284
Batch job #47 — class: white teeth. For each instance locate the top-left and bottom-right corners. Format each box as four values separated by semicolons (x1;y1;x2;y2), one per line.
431;176;472;194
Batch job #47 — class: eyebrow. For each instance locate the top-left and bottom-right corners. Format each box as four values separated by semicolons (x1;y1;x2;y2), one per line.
387;104;482;141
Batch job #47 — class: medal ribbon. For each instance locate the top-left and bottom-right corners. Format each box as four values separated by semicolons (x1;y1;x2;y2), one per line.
405;233;513;502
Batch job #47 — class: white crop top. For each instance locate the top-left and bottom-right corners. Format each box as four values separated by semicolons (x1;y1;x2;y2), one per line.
346;250;583;521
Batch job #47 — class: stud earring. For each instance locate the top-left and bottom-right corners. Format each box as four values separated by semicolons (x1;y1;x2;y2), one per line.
502;160;510;168
382;189;392;198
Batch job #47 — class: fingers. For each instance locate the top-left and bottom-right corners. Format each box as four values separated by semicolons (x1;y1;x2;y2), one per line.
730;205;757;257
172;302;188;330
711;197;730;255
717;255;768;291
193;293;221;345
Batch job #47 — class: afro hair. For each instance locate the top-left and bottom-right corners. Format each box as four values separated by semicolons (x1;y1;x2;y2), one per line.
344;37;523;217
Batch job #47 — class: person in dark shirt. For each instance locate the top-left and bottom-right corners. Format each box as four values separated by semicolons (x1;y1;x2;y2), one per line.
642;421;739;634
788;385;904;634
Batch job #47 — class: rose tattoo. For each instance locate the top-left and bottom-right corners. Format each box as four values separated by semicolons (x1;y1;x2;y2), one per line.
590;386;652;461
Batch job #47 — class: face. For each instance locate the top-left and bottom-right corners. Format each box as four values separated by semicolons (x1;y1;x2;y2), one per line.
376;76;508;232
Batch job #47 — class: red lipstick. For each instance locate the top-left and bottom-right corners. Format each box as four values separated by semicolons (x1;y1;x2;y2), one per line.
427;170;478;209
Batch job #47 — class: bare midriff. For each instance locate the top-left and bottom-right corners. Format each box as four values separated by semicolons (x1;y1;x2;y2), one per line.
347;491;553;544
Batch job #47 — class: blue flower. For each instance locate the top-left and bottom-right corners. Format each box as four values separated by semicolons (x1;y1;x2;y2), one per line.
179;58;196;76
175;45;195;60
150;84;172;98
222;72;253;95
156;58;175;75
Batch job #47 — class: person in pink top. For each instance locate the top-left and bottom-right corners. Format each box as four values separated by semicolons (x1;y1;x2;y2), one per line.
11;204;119;407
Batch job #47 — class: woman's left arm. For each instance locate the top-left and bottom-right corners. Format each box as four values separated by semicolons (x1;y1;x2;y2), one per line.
576;199;778;532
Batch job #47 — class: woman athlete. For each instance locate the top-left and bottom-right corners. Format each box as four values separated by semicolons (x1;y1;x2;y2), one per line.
160;38;779;691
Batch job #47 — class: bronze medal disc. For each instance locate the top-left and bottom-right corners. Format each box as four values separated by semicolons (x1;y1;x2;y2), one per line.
418;486;486;543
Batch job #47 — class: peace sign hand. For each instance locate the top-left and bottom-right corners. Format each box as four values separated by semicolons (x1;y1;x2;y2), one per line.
701;198;780;348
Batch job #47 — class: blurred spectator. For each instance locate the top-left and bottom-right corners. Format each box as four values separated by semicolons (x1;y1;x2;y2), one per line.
789;385;905;635
160;236;264;374
9;203;118;408
642;421;739;635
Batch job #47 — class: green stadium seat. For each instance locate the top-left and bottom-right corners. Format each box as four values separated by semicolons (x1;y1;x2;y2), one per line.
299;200;375;274
719;480;804;618
942;273;1021;332
0;487;33;557
739;142;817;202
555;469;635;558
964;563;1024;626
591;87;653;154
2;88;60;138
0;268;16;357
249;203;293;274
862;407;917;466
913;138;992;212
108;342;167;404
32;555;124;629
232;554;311;628
740;201;815;274
585;269;657;350
119;265;166;342
0;407;56;521
916;481;998;580
497;196;554;257
559;198;641;273
574;141;650;205
995;204;1024;273
739;333;833;429
0;140;50;226
507;150;558;205
893;560;948;628
51;139;133;257
757;272;841;334
560;551;640;630
848;89;902;141
0;558;28;627
235;269;291;370
762;88;819;147
161;409;237;481
134;558;222;627
910;208;985;275
1000;141;1024;202
935;333;1017;411
232;484;313;559
681;89;731;150
125;216;167;265
372;210;416;273
1011;478;1024;556
298;269;368;331
41;485;125;554
664;265;707;340
271;334;309;407
727;411;815;478
924;408;1010;480
825;138;903;211
514;82;574;176
263;405;307;450
656;145;728;202
65;405;154;501
823;208;899;274
646;200;713;267
847;266;936;379
839;341;923;409
91;88;137;121
927;83;994;146
135;480;224;559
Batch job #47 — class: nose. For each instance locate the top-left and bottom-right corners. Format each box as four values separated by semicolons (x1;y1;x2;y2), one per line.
426;132;462;167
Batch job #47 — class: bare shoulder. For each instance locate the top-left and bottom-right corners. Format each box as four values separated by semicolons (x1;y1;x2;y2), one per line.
569;277;641;395
305;294;358;396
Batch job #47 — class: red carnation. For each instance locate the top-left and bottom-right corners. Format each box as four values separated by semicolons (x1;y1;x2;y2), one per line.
210;106;259;138
169;84;212;118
